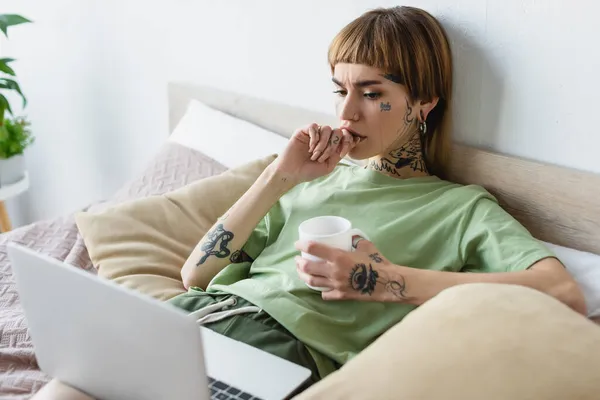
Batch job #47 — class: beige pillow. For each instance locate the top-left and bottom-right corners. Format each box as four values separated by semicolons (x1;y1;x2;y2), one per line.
75;154;276;301
296;283;600;400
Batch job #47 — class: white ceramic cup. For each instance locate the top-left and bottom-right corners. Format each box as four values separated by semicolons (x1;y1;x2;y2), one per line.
298;216;370;291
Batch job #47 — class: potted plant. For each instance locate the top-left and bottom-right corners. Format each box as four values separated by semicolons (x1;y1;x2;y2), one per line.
0;14;32;186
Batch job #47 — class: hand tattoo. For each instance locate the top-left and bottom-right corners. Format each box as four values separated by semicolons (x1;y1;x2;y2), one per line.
328;135;341;146
369;253;383;263
349;263;379;295
349;262;409;299
196;224;234;266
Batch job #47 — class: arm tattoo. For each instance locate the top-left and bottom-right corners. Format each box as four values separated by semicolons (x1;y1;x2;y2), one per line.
383;275;408;298
196;224;234;266
349;262;409;299
230;249;254;264
380;102;391;112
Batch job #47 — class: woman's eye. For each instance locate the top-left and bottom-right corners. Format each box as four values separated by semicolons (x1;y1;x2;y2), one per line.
333;90;347;97
364;92;381;100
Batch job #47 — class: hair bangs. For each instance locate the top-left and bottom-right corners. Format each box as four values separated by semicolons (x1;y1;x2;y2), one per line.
327;16;409;86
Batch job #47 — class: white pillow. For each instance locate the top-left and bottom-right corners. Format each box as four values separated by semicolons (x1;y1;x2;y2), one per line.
169;100;289;169
543;241;600;318
169;99;356;168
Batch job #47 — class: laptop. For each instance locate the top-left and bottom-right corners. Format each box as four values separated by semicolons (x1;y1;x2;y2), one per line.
8;243;311;400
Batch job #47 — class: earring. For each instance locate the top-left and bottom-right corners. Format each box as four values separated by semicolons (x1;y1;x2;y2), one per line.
419;120;427;136
418;110;427;136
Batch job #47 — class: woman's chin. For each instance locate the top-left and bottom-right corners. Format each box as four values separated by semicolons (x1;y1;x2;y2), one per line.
348;143;374;161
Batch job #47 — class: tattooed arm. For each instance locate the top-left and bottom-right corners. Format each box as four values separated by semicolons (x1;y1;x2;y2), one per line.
385;257;586;314
181;165;294;289
295;239;586;315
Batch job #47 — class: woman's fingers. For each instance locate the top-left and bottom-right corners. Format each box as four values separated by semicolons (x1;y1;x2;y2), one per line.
340;129;354;159
318;128;343;163
311;125;332;161
307;123;321;153
296;257;332;289
307;125;357;163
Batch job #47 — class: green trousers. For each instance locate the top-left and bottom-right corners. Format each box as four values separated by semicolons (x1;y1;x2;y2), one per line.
169;290;322;387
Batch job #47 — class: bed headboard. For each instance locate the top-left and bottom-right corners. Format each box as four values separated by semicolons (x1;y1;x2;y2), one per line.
168;81;600;256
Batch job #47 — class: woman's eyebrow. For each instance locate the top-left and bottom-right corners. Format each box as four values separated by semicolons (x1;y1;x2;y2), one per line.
332;77;383;88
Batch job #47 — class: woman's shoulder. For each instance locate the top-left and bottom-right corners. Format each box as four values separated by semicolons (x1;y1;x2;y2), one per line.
435;178;497;200
422;179;503;214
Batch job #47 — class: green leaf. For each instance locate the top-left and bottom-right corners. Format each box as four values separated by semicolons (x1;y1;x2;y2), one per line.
0;93;13;122
0;15;32;38
0;116;34;157
0;78;26;107
0;58;16;76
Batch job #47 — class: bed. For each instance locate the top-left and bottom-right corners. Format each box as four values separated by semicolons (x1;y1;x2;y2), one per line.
0;81;599;399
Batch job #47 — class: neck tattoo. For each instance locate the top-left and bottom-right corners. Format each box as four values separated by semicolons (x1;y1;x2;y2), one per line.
369;133;428;178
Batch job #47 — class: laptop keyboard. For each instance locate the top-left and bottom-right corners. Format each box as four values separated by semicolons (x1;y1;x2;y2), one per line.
208;376;263;400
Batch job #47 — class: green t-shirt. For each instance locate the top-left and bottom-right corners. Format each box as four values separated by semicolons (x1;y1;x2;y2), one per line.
207;164;553;377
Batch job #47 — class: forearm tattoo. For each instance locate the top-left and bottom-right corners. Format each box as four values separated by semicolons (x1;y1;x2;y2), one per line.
349;253;409;299
196;224;234;266
230;249;254;264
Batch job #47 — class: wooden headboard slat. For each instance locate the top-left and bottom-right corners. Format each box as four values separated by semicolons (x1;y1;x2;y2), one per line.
448;144;600;254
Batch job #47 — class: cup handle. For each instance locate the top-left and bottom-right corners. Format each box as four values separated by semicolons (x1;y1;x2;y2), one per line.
349;228;370;251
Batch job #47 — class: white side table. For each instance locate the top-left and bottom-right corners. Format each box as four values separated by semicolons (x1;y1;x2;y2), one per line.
0;172;29;232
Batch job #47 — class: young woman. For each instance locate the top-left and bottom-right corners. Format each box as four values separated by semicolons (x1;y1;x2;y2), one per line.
36;6;585;399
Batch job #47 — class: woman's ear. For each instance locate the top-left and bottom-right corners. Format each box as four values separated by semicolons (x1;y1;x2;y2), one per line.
419;97;439;120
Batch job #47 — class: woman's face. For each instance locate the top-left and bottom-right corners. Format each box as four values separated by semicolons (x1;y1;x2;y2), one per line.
332;63;431;160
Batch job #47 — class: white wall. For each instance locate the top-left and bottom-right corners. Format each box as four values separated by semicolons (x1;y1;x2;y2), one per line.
1;0;599;227
0;0;169;226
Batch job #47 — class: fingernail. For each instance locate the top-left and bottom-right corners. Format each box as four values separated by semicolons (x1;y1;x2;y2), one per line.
311;151;321;161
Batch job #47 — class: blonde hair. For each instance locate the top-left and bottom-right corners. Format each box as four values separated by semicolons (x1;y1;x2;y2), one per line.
328;6;453;178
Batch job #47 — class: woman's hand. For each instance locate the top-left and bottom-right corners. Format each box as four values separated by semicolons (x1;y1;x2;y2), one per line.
272;123;358;185
294;237;411;302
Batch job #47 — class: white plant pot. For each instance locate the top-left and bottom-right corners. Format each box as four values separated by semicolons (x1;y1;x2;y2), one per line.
0;155;26;187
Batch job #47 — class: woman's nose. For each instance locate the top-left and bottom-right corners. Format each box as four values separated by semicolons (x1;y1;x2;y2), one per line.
338;98;359;122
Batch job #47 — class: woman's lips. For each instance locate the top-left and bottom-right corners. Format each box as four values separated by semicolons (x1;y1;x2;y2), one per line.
342;128;366;142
